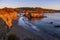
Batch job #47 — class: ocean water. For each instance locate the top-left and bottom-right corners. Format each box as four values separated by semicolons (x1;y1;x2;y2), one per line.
31;13;60;25
18;13;60;39
30;13;60;38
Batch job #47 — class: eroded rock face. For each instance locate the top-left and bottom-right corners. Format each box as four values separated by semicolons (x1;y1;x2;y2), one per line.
25;12;44;18
0;8;18;28
0;18;8;39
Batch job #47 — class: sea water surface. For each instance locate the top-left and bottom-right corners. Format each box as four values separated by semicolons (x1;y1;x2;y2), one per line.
18;13;60;38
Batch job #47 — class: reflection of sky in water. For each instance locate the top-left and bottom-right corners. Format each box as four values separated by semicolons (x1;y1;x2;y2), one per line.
18;17;41;36
18;17;40;31
18;13;60;37
42;13;60;25
44;13;60;20
31;13;60;37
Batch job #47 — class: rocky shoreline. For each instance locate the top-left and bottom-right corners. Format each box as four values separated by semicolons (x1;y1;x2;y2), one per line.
0;18;42;40
7;20;43;40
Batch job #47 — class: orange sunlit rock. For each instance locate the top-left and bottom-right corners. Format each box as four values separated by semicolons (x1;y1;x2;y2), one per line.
0;8;18;28
25;12;44;18
31;13;43;17
31;18;43;21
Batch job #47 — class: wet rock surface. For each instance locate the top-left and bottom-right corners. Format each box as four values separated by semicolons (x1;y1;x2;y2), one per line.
0;18;8;40
7;20;41;40
0;18;60;40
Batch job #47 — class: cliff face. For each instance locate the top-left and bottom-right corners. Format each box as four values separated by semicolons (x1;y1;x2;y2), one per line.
25;12;44;18
0;8;18;28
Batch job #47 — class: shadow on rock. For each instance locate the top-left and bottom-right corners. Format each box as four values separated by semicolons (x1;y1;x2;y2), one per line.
8;34;20;40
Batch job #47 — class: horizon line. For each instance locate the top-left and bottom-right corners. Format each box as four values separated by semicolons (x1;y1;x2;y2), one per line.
0;7;60;10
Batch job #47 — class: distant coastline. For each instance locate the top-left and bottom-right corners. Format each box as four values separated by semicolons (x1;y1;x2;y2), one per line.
14;7;60;13
0;7;60;13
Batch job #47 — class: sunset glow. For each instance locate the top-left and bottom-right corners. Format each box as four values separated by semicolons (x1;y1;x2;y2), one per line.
0;0;60;10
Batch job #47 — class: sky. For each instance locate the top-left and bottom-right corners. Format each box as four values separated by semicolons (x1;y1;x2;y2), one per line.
0;0;60;10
